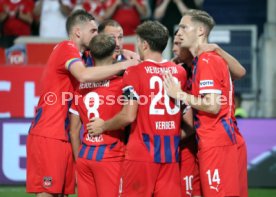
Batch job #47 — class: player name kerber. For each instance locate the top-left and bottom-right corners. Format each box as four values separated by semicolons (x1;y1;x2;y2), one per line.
155;121;176;130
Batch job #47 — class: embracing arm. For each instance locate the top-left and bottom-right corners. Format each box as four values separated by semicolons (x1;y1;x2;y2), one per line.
179;92;220;114
104;100;138;131
69;113;82;161
87;100;138;136
164;72;221;114
181;106;195;139
215;46;246;80
198;43;246;80
69;59;138;83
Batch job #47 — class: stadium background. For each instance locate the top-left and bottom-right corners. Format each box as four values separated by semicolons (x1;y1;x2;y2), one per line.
0;0;276;196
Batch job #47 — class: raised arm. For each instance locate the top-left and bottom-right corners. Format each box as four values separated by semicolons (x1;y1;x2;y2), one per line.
198;43;246;80
181;106;195;139
130;0;148;17
87;100;138;136
69;59;138;83
102;0;121;20
153;0;170;20
164;72;221;114
173;0;189;15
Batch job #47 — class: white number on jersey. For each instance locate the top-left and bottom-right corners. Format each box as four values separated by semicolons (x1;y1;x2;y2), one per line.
206;169;221;186
84;92;100;118
183;175;193;191
149;76;180;115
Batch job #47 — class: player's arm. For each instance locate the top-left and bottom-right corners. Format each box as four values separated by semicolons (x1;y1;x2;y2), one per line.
173;0;189;15
17;8;33;24
58;0;73;16
122;49;140;61
153;0;170;20
198;43;246;80
164;72;221;114
87;100;138;136
181;106;195;139
102;0;121;20
131;0;148;17
69;113;82;161
68;59;138;83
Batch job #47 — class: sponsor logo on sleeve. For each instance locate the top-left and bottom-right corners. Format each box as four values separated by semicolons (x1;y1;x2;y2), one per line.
199;80;214;88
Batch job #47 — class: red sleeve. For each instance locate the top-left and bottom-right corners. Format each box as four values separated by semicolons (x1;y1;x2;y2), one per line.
69;93;79;116
122;66;140;100
197;54;224;95
61;42;82;71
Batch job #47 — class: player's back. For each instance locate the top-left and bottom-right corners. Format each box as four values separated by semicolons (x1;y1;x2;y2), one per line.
191;52;236;149
123;60;186;163
29;41;80;141
71;76;125;161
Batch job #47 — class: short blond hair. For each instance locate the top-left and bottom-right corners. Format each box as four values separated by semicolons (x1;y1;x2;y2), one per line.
185;9;215;36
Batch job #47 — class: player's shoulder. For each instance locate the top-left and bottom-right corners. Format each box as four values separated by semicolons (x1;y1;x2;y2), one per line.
125;61;146;73
199;52;224;64
111;75;123;85
55;40;78;51
198;51;226;69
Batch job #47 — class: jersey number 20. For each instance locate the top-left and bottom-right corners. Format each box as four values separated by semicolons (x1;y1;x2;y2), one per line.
149;76;180;115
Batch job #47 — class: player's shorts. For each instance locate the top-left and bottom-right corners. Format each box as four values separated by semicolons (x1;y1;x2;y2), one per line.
198;145;239;197
237;142;248;197
120;160;181;197
26;134;75;194
76;157;123;197
180;154;202;197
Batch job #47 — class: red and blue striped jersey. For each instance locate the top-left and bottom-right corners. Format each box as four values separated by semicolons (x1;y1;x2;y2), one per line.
122;60;186;163
70;76;125;161
191;52;237;150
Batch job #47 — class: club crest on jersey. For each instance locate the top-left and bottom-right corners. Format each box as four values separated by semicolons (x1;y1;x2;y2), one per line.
199;80;214;88
43;176;52;187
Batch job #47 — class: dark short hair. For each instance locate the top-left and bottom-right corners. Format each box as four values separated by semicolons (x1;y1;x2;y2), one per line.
98;19;122;33
136;21;169;53
184;9;215;36
66;10;95;35
89;34;116;60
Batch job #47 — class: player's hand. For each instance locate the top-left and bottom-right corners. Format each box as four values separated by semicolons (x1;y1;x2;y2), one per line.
120;59;140;70
163;71;183;99
86;118;105;136
122;49;140;61
198;43;219;55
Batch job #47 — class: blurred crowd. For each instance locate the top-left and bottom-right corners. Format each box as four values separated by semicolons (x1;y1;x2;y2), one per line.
0;0;204;48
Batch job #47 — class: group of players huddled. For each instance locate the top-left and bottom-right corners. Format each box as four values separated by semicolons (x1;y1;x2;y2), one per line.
26;9;248;197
